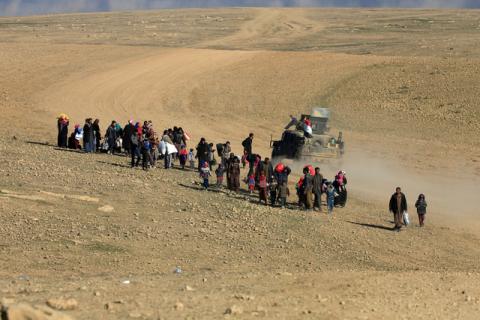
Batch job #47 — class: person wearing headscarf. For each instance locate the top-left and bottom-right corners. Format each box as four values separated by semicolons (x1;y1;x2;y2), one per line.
221;141;231;166
195;138;209;172
106;121;117;154
200;161;211;189
72;124;83;150
415;194;428;227
123;120;135;155
83;118;94;153
312;167;324;212
130;123;141;168
227;154;241;192
92;119;101;152
334;170;348;207
259;157;274;183
172;126;184;156
225;153;235;190
161;130;173;169
146;124;158;167
207;143;216;170
258;171;268;205
57;114;69;148
303;167;314;210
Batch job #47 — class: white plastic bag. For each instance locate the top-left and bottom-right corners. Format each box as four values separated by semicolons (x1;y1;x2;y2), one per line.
116;137;123;148
304;124;313;135
101;140;109;151
159;141;178;155
403;211;410;226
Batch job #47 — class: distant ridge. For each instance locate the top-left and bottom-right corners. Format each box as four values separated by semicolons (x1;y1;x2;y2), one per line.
1;0;480;17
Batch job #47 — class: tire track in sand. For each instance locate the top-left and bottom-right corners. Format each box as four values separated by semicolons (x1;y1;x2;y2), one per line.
199;8;325;49
39;48;256;139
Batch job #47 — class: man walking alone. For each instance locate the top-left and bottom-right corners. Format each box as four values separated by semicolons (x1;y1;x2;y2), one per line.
389;187;408;231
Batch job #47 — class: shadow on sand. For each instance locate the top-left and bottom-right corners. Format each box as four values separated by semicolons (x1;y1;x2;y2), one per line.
96;160;131;168
347;221;395;232
26;140;51;146
26;140;86;154
178;183;304;211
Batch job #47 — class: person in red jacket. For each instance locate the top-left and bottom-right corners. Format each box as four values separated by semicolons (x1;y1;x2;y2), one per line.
178;145;188;170
258;171;268;205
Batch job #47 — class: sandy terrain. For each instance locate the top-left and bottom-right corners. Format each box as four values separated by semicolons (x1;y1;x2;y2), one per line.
0;7;480;319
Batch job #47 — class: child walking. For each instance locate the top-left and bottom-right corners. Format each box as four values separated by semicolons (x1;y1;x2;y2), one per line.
215;163;225;188
141;138;152;171
258;172;268;205
178;145;188;170
248;174;256;194
188;148;195;170
278;181;289;208
269;176;278;206
326;183;337;214
200;162;211;189
415;194;428;227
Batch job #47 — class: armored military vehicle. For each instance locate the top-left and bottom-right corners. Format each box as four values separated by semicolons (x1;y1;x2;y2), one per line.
270;108;344;161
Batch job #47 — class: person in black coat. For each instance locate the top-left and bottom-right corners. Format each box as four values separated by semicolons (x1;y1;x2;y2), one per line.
389;187;408;231
105;121;117;154
92;119;101;152
196;138;209;171
262;157;274;183
83;118;94;153
122;121;135;155
57;117;69;148
333;171;348;207
312;167;324;211
242;133;254;156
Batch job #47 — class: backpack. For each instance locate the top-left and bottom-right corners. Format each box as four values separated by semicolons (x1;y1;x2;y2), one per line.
174;132;183;144
101;140;109;151
216;143;224;157
242;138;249;148
215;166;224;177
143;140;150;150
116;137;123;148
200;168;210;178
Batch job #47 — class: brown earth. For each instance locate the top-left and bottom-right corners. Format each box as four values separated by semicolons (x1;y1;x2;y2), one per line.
0;8;480;319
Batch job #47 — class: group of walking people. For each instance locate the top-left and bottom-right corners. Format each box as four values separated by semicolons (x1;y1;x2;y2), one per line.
57;115;428;226
57;115;191;171
295;167;347;214
201;132;348;212
57;115;101;151
57;116;348;212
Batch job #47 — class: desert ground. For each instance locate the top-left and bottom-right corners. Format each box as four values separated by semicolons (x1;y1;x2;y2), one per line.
1;7;480;319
